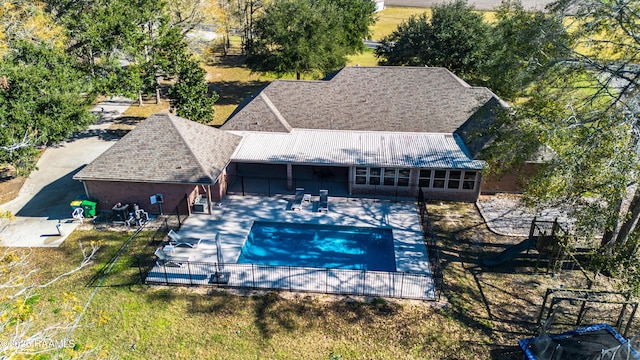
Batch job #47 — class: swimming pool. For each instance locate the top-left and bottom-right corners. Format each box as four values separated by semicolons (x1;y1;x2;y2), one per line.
236;222;396;271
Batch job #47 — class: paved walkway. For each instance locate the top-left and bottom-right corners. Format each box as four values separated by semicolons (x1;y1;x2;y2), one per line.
476;194;572;237
0;98;133;247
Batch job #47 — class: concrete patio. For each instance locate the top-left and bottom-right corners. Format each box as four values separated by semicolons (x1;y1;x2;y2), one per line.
146;194;436;300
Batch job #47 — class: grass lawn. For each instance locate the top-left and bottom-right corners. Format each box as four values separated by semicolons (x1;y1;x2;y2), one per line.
371;7;432;40
4;200;628;359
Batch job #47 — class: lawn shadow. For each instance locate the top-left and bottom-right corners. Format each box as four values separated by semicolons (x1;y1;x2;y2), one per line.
429;202;543;341
209;80;269;106
489;345;524;359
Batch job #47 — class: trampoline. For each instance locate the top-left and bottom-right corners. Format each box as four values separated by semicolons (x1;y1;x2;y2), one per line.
519;324;640;360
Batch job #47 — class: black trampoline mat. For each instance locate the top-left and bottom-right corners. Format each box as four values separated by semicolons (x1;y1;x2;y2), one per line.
520;325;640;360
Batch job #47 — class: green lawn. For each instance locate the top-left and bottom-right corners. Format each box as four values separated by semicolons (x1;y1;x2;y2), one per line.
21;227;484;359
13;222;491;359
3;200;626;359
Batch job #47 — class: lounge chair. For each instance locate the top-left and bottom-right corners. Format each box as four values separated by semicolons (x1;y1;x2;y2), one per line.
154;247;191;267
318;189;328;212
291;187;304;211
167;229;203;248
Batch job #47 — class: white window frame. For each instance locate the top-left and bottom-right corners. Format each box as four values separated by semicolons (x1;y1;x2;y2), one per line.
354;167;411;187
419;169;478;191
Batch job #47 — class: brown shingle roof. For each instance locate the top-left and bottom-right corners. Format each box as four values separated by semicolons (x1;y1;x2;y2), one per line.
74;113;242;184
221;66;501;133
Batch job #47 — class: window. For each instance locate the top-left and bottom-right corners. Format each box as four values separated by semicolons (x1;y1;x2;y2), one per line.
353;167;413;187
463;171;477;190
448;171;461;189
397;168;410;187
369;167;381;185
355;167;367;184
383;168;396;185
418;169;478;190
419;169;432;187
433;170;446;188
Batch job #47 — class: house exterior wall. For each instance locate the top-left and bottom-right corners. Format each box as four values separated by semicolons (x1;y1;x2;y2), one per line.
350;167;481;202
209;167;228;203
481;163;541;194
83;180;199;215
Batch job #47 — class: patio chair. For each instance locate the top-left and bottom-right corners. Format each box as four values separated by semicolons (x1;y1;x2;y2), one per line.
167;229;203;248
154;247;191;267
318;189;328;212
291;187;304;211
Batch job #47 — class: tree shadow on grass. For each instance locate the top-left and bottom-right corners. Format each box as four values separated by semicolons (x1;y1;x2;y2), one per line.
212;55;249;68
147;287;403;341
490;345;524;360
209;80;269;106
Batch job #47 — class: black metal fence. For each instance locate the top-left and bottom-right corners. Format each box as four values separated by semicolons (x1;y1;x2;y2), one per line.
419;187;444;300
133;188;442;301
139;259;438;300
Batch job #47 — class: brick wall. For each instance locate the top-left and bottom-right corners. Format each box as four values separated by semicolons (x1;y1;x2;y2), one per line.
83;180;199;215
481;163;541;194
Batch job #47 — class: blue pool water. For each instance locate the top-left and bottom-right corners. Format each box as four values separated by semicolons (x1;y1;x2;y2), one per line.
237;222;396;271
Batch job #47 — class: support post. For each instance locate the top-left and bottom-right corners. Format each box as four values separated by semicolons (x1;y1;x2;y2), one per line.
286;164;293;191
623;302;639;337
537;288;552;324
207;185;212;215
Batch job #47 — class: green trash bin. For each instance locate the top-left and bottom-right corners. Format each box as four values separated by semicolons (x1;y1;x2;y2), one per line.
81;200;97;218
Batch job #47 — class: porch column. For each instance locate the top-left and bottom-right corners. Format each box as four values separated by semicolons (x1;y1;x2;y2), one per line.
287;164;293;191
207;184;212;215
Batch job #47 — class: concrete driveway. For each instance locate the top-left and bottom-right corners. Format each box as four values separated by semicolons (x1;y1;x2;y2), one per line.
0;98;133;247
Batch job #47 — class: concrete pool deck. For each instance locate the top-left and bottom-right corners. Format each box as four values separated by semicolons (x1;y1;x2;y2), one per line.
166;194;430;274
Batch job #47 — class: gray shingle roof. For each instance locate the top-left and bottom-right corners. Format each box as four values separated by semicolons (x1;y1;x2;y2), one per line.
74;113;242;184
221;66;501;133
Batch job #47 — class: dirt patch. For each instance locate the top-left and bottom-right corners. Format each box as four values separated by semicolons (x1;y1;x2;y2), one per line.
0;175;25;206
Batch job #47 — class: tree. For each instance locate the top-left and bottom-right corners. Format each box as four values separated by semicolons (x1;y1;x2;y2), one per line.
216;0;267;55
375;0;490;80
0;243;100;357
167;0;222;34
479;0;571;100
45;0;193;104
485;0;640;291
0;211;101;357
0;42;95;174
246;0;375;79
168;58;217;123
0;0;66;57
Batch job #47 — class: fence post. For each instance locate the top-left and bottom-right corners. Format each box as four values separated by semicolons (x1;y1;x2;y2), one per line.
289;266;292;292
362;270;366;296
163;264;169;284
400;272;405;298
251;264;255;289
188;262;193;285
136;255;144;284
325;269;329;294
